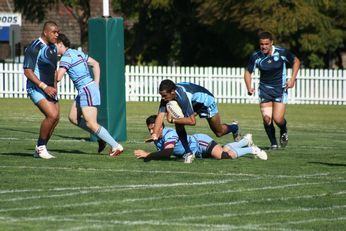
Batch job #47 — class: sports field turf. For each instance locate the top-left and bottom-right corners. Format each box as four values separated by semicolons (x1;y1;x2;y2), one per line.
0;98;345;231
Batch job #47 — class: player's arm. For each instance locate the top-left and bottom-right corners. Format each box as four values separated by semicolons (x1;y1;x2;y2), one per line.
169;113;196;125
87;57;100;86
56;67;67;82
24;68;57;97
134;148;174;161
286;57;300;89
171;90;196;125
152;112;165;140
244;70;254;96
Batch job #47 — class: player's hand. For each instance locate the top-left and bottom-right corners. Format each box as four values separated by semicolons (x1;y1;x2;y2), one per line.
286;79;295;89
247;88;255;96
166;112;174;123
44;86;57;97
151;133;158;141
134;149;149;158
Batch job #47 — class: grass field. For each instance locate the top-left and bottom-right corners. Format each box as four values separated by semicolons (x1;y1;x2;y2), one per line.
0;98;345;231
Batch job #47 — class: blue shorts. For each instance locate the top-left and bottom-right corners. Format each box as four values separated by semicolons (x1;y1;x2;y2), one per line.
191;134;214;158
76;82;100;107
197;101;218;118
258;84;288;104
27;86;59;104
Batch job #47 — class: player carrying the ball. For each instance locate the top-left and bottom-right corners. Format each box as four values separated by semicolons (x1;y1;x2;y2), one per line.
151;79;241;163
136;115;267;162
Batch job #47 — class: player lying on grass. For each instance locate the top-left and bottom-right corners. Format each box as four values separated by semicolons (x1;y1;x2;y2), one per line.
151;79;241;163
134;115;267;162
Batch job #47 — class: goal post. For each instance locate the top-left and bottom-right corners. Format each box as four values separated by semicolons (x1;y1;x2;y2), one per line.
88;17;127;141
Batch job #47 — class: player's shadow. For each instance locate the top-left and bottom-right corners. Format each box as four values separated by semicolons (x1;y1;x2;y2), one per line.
0;127;87;141
0;152;35;157
0;149;93;157
308;161;346;167
49;149;90;155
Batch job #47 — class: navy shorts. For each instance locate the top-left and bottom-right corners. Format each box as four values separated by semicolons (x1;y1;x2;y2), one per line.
258;84;288;104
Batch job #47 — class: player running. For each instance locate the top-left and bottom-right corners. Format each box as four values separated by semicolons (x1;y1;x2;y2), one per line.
135;115;267;162
244;31;300;149
56;33;123;156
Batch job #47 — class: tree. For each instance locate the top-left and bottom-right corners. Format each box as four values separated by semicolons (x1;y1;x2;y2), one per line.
195;0;346;68
14;0;90;49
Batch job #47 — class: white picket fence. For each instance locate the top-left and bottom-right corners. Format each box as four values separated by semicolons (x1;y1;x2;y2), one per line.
1;63;345;105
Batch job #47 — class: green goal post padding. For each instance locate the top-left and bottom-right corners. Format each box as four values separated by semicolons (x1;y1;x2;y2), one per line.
88;17;127;142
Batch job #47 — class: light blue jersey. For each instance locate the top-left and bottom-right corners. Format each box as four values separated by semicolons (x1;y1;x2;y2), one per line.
154;127;213;158
59;49;93;90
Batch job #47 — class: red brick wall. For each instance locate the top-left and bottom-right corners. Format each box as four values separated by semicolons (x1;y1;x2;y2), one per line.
0;0;109;60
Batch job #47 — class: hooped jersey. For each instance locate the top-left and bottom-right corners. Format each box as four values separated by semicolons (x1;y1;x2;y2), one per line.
59;49;93;90
154;127;212;157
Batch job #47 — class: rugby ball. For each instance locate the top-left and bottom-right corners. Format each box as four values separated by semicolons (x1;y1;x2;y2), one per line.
166;101;184;119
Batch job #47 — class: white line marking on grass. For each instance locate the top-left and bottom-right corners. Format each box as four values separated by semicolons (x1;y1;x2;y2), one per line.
1;211;345;231
0;183;345;215
0;178;262;202
1;178;345;204
169;205;346;222
1;165;342;181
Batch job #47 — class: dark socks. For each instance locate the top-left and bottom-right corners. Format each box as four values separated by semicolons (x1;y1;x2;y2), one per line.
175;124;192;153
264;122;277;145
277;119;287;136
37;137;47;146
226;123;238;134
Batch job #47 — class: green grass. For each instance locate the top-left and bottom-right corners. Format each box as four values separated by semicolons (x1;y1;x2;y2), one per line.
0;98;345;231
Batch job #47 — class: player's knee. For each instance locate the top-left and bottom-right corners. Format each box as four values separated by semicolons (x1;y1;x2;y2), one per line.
48;112;60;123
214;131;223;137
262;116;272;125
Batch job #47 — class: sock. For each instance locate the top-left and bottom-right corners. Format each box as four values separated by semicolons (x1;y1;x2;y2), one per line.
232;147;253;158
224;137;249;149
264;122;277;145
175;124;192;153
95;126;119;149
226;123;238;134
277;119;287;136
77;118;93;133
37;137;47;147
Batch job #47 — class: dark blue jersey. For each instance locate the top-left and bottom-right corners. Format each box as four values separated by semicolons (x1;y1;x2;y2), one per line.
159;82;215;117
246;46;296;87
23;38;58;87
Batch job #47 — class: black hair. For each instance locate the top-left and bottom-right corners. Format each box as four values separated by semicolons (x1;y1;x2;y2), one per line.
258;31;273;41
146;115;165;128
146;115;157;126
42;21;58;32
159;79;176;92
57;33;71;48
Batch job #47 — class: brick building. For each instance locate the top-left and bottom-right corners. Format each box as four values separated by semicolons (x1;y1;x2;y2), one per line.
0;0;107;61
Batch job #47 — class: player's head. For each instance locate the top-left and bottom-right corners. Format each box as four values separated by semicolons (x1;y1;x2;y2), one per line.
159;79;176;102
57;33;71;48
42;21;59;44
56;33;71;55
146;115;164;136
258;31;273;55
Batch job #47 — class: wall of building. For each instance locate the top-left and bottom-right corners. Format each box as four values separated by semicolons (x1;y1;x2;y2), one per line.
0;0;107;61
